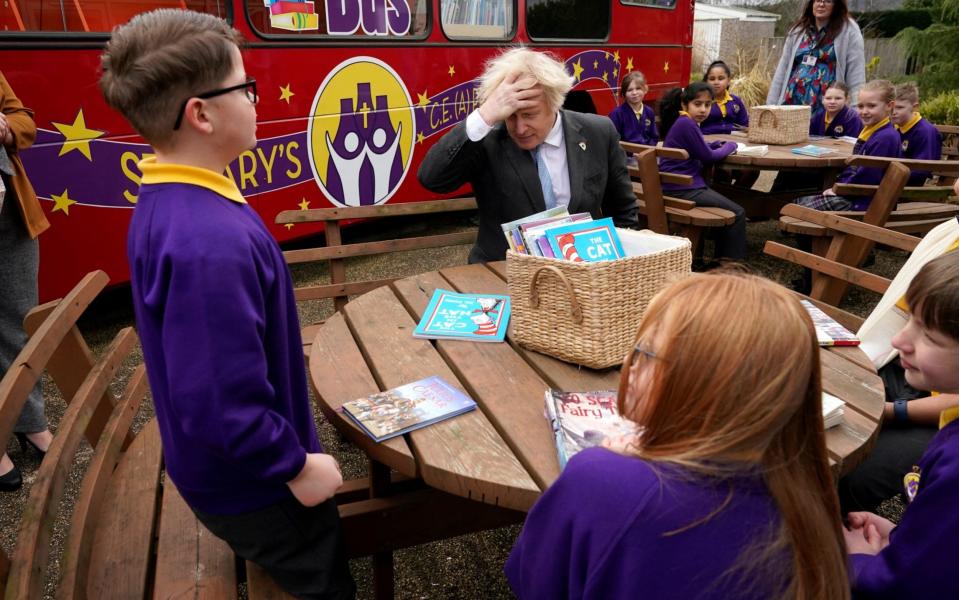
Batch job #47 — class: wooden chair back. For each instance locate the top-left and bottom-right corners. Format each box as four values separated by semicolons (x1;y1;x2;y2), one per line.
839;155;959;198
766;203;920;329
935;124;959;177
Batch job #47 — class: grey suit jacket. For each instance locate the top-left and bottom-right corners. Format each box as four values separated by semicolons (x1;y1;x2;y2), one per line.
417;110;638;263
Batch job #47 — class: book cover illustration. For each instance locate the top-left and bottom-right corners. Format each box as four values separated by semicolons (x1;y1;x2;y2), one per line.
341;376;477;442
791;144;835;157
544;389;640;469
801;300;860;346
545;217;625;262
413;289;511;342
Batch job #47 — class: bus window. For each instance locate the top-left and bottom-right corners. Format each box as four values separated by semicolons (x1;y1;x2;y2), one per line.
2;0;225;33
440;0;512;40
527;0;609;41
245;0;428;38
621;0;676;9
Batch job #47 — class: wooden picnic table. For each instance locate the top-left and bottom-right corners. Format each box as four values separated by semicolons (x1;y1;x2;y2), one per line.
704;133;855;218
309;262;885;514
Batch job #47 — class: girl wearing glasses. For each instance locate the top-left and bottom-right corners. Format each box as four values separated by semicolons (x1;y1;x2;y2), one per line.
506;272;849;600
767;0;866;116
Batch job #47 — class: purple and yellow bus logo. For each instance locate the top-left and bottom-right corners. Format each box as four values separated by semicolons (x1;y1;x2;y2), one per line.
308;57;415;207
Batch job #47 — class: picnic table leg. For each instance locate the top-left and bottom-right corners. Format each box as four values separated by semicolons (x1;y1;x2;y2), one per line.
370;459;394;600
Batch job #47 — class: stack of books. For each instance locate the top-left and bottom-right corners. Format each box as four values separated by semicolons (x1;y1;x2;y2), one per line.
501;208;625;262
791;144;835;157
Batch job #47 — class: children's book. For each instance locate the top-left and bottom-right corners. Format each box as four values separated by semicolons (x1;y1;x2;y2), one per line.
801;300;860;346
341;376;477;442
413;289;511;342
735;142;769;157
791;144;835;157
823;392;845;429
501;206;569;251
544;389;640;469
521;213;591;257
545;217;625;262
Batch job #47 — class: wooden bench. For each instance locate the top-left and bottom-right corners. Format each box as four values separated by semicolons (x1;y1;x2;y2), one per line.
765;204;920;333
935;123;959;184
621;142;737;254
0;271;521;599
780;157;959;242
275;198;478;356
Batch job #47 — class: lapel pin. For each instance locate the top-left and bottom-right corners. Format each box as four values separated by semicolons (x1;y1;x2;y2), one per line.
579;141;587;151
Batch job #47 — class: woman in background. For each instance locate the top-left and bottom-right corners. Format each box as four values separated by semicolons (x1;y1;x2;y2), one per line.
0;72;54;491
767;0;865;116
506;272;849;600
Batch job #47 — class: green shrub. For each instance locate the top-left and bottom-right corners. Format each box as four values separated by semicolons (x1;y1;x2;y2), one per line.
854;9;935;37
921;90;959;125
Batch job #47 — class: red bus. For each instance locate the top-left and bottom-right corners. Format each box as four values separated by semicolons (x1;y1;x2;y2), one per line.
1;0;693;301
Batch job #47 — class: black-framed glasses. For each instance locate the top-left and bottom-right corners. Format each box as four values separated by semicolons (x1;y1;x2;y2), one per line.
173;77;257;130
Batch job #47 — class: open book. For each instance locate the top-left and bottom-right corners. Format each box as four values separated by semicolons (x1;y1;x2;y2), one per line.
858;218;959;368
544;389;640;469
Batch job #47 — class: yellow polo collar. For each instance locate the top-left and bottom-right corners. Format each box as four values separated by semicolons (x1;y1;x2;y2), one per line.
714;90;732;118
858;117;891;142
138;157;247;205
941;405;959;429
896;112;923;135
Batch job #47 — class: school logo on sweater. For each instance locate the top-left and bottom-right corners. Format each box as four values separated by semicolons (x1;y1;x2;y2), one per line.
835;125;844;134
904;466;921;503
902;140;910;153
308;57;415;207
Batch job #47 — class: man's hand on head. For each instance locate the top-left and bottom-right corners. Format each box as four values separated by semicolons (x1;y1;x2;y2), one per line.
477;72;542;126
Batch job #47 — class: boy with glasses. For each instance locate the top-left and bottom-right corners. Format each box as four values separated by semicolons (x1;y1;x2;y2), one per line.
99;10;355;598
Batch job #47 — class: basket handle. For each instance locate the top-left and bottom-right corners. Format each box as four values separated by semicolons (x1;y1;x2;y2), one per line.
529;265;583;324
756;109;778;128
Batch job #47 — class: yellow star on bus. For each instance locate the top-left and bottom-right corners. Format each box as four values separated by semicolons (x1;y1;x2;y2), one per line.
613;50;620;63
416;131;425;145
626;57;634;71
298;198;310;210
602;71;609;83
51;189;78;215
417;90;430;109
448;65;455;77
52;109;104;161
279;84;295;104
664;61;670;73
572;59;584;82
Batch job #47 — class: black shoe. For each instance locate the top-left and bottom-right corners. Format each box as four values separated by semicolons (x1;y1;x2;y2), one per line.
0;462;23;492
16;432;46;458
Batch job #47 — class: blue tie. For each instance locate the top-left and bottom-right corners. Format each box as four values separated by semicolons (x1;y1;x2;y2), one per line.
532;146;557;209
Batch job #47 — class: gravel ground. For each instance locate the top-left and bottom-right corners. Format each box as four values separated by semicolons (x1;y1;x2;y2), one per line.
0;203;910;599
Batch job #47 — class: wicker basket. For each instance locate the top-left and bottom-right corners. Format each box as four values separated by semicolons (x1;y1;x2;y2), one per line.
507;229;691;369
748;105;810;145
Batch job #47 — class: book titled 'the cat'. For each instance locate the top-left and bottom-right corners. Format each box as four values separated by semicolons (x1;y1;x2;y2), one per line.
413;289;511;342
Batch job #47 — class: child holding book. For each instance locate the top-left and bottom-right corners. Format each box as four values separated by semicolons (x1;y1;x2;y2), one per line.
657;82;746;261
99;10;354;598
892;82;942;186
506;271;849;599
795;79;902;212
608;71;658;147
845;250;959;598
810;81;863;138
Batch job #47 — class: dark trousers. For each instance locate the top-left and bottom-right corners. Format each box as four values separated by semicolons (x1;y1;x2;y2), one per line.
193;496;356;600
668;187;747;260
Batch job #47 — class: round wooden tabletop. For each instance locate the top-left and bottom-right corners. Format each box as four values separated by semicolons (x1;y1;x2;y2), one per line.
309;262;885;513
705;133;854;169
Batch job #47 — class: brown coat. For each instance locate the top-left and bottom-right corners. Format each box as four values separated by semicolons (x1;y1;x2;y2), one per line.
2;71;48;239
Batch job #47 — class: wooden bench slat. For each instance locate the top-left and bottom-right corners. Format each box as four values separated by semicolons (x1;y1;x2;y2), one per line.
779;204;921;251
764;241;891;295
284;230;477;265
8;326;135;600
620;141;688;160
276;197;477;223
86;419;163;599
294;278;396;302
58;358;148;600
153;481;238;600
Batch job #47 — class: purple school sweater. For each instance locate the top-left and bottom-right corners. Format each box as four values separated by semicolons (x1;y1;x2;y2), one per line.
659;115;737;191
837;121;903;210
810;105;863;138
128;163;321;515
700;93;749;135
505;448;786;600
608;102;659;146
850;419;959;598
899;116;942;186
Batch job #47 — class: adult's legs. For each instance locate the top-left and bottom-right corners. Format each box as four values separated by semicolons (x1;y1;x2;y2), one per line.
670;187;747;260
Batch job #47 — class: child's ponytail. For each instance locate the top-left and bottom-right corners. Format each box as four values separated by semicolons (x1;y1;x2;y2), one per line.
659;82;712;138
